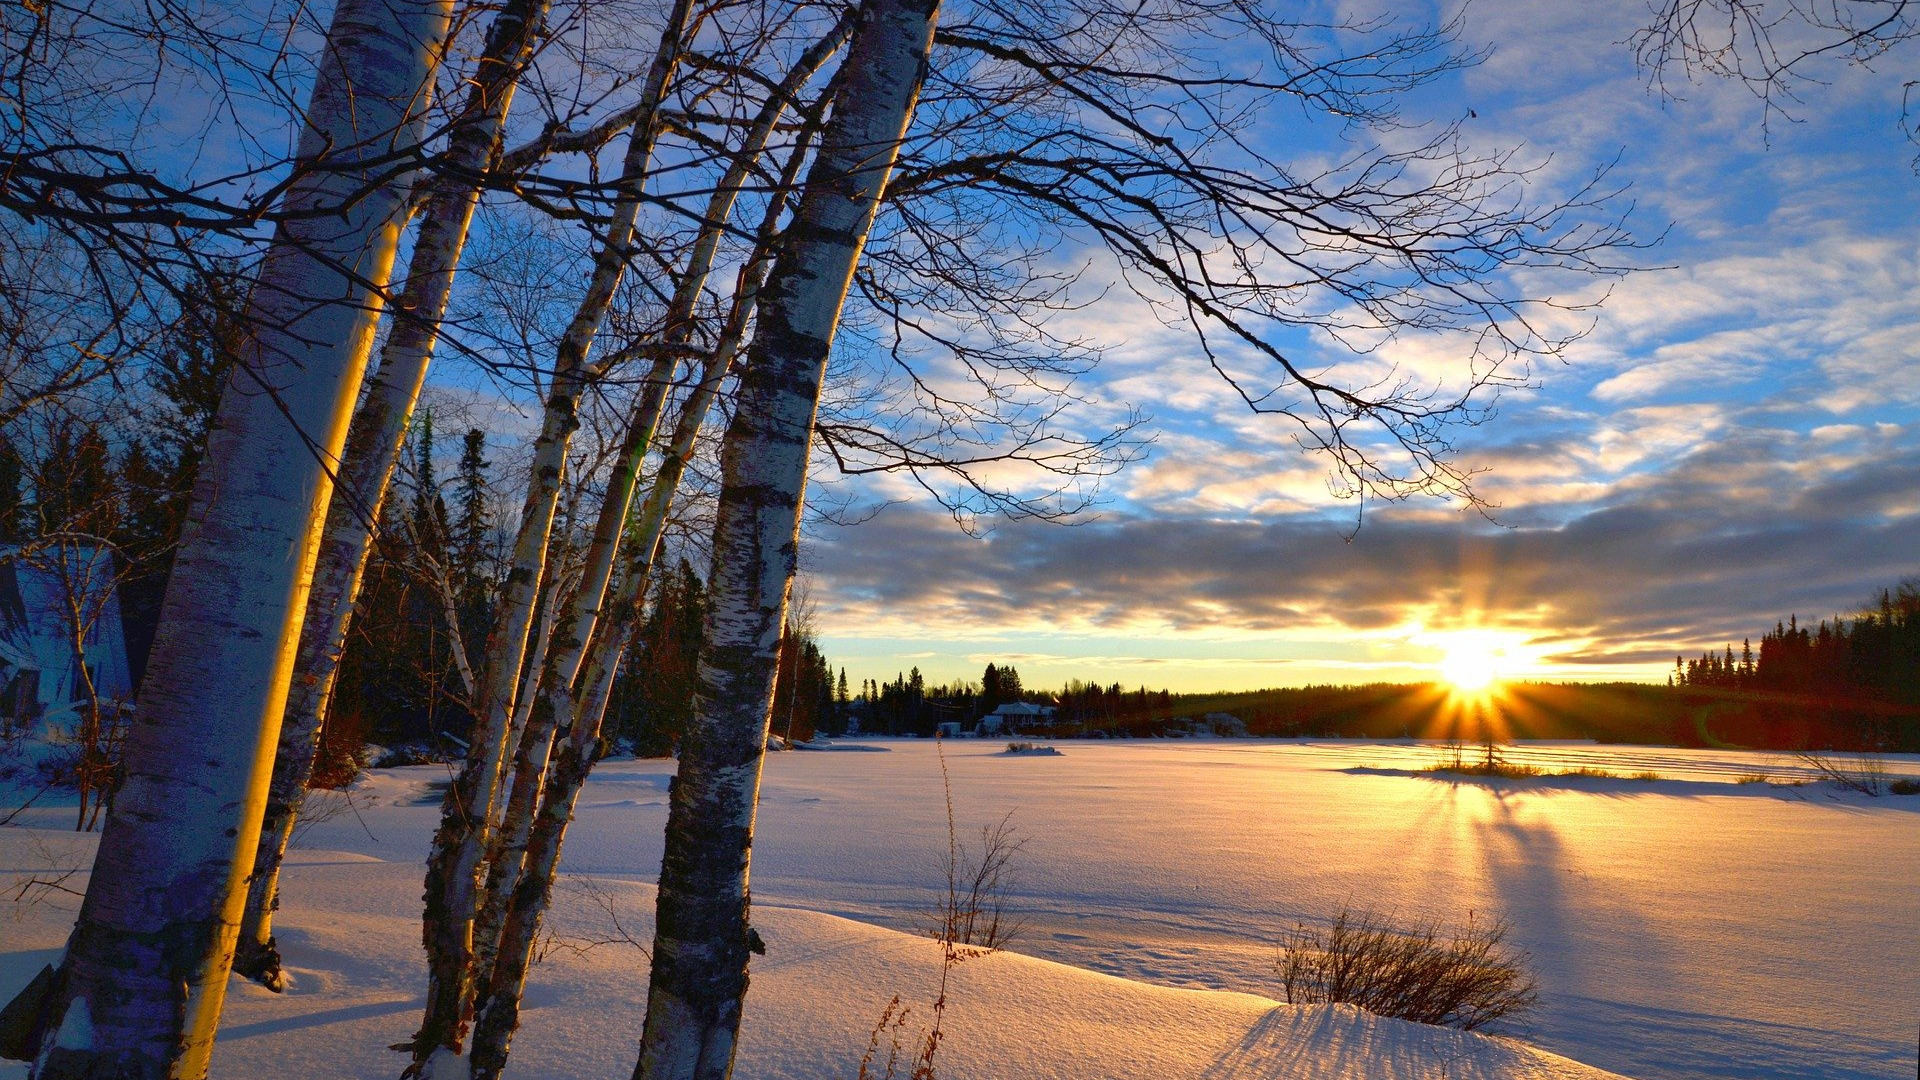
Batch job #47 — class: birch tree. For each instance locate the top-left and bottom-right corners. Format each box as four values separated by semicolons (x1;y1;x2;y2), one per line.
466;3;854;992
469;250;771;1080
236;0;556;992
408;1;701;1069
636;2;942;1076
464;70;830;1076
9;0;453;1074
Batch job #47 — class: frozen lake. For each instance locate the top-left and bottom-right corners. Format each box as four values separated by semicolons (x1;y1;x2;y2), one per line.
546;739;1916;1080
5;738;1915;1079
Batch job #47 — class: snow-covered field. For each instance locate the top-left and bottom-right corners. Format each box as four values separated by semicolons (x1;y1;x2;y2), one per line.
3;739;1915;1079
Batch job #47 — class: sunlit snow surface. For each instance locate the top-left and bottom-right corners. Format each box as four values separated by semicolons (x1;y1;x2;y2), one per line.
3;739;1915;1079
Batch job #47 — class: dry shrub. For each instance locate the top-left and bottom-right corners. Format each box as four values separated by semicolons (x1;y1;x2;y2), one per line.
1422;760;1542;780
921;813;1026;952
859;739;1028;1080
310;706;370;789
854;996;915;1080
1278;907;1538;1032
1796;751;1891;796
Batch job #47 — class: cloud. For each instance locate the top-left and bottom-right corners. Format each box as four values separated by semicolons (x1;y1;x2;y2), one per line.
810;430;1920;672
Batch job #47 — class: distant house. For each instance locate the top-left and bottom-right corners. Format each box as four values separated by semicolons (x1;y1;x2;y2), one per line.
0;545;134;732
979;700;1056;736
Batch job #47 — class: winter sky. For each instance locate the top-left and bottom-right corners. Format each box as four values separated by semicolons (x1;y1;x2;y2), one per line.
796;0;1920;693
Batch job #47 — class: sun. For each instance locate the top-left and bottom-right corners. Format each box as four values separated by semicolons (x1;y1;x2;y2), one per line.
1439;646;1503;693
1416;626;1547;698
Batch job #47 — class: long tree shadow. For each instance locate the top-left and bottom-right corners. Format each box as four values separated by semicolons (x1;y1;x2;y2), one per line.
1200;1003;1556;1080
216;997;419;1040
1440;780;1909;1080
1349;766;1920;813
1465;786;1676;1054
1546;993;1914;1080
1448;783;1680;1078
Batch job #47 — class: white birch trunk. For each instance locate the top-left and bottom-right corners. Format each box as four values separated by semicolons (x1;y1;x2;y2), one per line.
234;0;553;992
24;0;450;1075
635;2;939;1076
465;17;852;995
466;163;802;1073
501;557;570;795
467;339;726;1080
470;351;675;984
411;1;697;1068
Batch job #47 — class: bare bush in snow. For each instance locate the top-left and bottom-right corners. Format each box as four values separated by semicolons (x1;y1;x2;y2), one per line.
1796;751;1891;796
1278;907;1538;1032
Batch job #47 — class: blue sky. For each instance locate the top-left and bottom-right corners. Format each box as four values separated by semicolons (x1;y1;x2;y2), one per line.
41;0;1918;695
800;0;1920;693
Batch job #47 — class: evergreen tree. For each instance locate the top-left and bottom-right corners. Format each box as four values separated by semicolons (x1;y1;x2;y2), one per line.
114;274;248;681
409;410;450;551
450;427;494;645
980;662;1001;717
607;558;708;756
33;420;115;537
1675;580;1920;749
453;429;491;580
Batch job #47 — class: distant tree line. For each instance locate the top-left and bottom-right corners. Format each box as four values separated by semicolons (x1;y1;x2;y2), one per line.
1054;680;1176;734
1673;582;1920;705
840;663;1189;738
851;668;960;736
1665;580;1920;751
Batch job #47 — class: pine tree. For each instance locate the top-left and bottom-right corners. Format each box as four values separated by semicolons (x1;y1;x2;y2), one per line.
449;427;494;649
980;662;1001;717
32;421;114;537
453;429;491;580
409;410;450;552
607;557;708;757
146;274;246;483
116;270;249;646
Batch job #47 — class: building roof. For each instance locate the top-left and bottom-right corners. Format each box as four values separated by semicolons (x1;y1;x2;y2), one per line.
0;544;133;713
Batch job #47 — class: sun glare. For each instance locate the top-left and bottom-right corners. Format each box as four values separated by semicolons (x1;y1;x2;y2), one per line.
1416;627;1543;696
1439;646;1502;693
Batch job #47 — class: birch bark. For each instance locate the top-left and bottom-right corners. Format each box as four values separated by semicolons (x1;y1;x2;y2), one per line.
467;14;852;993
235;0;553;992
23;0;451;1075
411;1;696;1069
465;145;802;1075
635;1;939;1076
470;350;676;986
